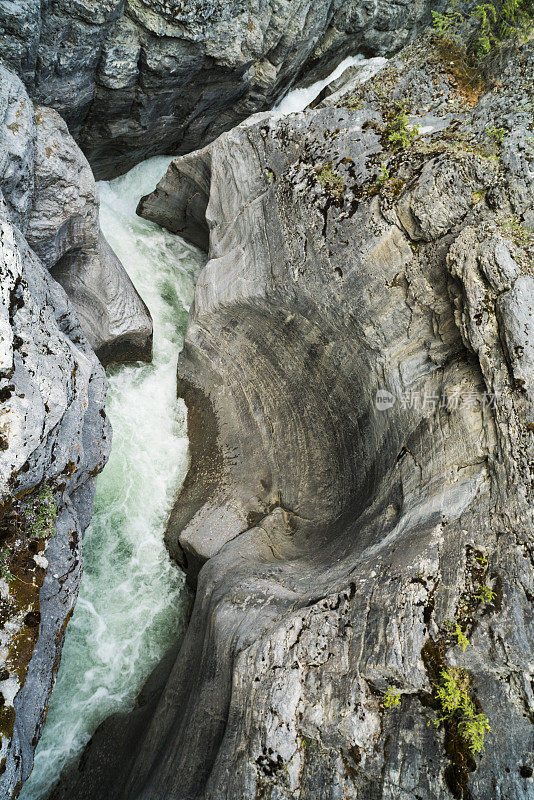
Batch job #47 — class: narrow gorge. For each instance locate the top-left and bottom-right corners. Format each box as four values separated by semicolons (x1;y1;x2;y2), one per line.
0;3;533;800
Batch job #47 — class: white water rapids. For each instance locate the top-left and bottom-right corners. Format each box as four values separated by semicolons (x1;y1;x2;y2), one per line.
21;157;204;799
21;52;386;798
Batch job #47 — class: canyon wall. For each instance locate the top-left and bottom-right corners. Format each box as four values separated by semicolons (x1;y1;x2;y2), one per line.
0;63;151;797
0;0;440;178
52;33;534;800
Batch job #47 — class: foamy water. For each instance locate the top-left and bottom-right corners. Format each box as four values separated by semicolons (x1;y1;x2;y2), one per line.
21;157;205;799
273;54;386;115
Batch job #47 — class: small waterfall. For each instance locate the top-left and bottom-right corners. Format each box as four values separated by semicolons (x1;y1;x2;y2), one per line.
21;157;205;799
273;54;387;115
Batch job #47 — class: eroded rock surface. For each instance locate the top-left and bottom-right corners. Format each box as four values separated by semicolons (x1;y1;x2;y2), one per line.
0;61;153;798
0;65;153;366
0;189;111;796
54;35;533;800
0;0;440;178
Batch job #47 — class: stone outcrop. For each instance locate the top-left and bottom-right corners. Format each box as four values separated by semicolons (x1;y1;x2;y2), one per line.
0;0;441;178
0;65;153;366
51;232;153;366
0;191;110;798
52;34;534;800
0;61;152;797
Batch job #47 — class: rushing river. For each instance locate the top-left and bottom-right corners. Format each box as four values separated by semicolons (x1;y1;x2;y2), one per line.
21;52;387;798
21;157;205;799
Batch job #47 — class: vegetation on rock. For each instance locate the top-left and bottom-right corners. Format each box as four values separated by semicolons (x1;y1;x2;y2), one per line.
384;105;420;150
429;668;491;755
432;0;534;59
316;164;345;198
20;484;58;541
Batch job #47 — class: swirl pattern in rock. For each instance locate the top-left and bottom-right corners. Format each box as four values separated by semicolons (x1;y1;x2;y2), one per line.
53;35;534;800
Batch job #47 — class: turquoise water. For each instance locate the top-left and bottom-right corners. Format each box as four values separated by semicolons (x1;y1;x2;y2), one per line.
21;157;204;799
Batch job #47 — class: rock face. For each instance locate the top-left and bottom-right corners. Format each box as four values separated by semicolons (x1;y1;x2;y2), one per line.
52;34;534;800
51;233;153;366
0;65;153;366
0;0;441;178
0;62;152;798
0;191;111;796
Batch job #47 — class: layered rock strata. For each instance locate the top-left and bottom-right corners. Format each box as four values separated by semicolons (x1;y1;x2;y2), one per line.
56;35;534;800
0;0;441;178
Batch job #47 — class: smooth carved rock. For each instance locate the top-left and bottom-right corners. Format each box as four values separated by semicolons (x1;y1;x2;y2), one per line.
0;0;439;178
51;233;153;366
0;62;149;798
54;36;534;800
0;65;153;365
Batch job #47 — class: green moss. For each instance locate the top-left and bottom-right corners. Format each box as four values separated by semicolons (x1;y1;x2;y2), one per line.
378;164;390;184
499;215;534;273
341;94;362;111
383;687;402;708
0;548;13;583
485;125;507;144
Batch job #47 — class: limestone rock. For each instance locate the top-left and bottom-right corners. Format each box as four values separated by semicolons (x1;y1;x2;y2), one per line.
0;65;153;365
0;194;111;797
51;233;153;366
0;0;440;178
55;35;534;800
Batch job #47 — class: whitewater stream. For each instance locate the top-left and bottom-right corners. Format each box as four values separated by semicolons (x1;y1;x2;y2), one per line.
21;53;387;798
21;157;205;799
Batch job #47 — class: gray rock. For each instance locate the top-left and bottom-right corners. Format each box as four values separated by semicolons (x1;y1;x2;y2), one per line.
55;34;534;800
0;62;148;797
51;232;153;366
497;275;534;416
0;64;153;365
0;0;441;178
0;194;111;798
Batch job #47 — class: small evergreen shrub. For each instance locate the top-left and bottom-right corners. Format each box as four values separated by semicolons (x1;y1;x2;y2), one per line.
385;106;420;151
432;0;534;60
430;667;491;754
21;485;58;540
